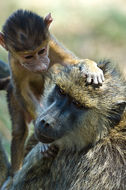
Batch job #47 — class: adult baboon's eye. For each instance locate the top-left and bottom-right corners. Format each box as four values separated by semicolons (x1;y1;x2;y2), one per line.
72;99;84;109
59;88;66;96
56;85;66;96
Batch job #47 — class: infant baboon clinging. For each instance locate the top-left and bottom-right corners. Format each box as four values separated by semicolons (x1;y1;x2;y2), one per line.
3;60;125;190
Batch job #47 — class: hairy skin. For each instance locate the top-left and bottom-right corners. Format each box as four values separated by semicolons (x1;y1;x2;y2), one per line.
1;60;126;190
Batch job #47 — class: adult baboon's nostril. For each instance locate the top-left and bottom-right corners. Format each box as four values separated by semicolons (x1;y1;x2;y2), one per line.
41;120;45;125
40;120;50;128
45;123;50;128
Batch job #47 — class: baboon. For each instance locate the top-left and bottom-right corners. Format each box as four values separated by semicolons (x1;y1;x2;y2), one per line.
0;9;104;173
2;60;126;190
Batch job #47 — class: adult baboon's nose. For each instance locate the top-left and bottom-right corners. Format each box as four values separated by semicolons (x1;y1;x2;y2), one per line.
40;119;50;128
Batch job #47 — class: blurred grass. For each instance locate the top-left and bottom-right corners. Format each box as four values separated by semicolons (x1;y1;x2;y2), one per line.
0;0;126;155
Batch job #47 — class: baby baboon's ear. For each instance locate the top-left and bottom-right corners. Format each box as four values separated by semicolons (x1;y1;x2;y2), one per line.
108;101;126;128
44;13;53;28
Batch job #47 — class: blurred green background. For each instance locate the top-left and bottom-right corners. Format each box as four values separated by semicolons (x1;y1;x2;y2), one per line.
0;0;126;157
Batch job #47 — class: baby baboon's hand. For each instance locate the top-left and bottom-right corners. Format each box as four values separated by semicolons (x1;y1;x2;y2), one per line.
80;59;104;85
40;144;59;159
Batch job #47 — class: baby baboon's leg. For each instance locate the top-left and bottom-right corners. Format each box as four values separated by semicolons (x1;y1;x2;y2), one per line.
8;90;28;173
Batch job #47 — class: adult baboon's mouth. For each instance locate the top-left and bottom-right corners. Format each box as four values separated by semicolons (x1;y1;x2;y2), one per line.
36;133;55;144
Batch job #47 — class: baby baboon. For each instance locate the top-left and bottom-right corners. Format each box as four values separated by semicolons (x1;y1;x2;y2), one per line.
2;60;125;190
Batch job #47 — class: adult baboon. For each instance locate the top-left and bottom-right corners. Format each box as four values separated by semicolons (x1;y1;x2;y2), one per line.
2;60;126;190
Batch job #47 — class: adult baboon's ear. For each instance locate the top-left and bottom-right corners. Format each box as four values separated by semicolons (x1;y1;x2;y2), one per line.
0;32;8;50
98;60;111;73
44;13;53;28
108;101;126;128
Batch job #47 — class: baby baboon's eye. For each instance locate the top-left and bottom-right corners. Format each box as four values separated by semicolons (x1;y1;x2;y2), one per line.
38;48;46;55
24;55;33;59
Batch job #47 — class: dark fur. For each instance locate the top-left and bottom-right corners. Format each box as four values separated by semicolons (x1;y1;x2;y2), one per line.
3;10;49;51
